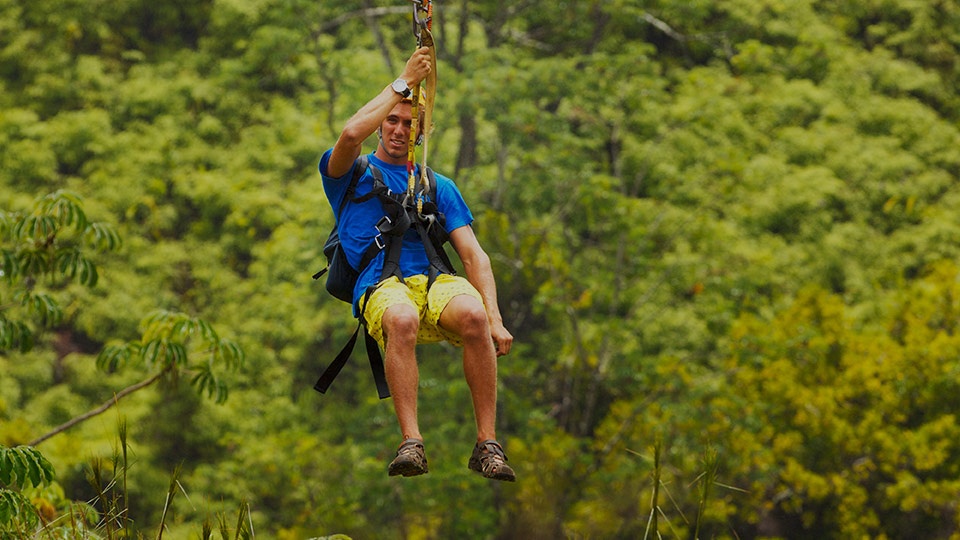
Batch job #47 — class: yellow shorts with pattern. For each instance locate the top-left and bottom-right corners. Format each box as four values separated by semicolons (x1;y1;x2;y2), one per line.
359;274;483;350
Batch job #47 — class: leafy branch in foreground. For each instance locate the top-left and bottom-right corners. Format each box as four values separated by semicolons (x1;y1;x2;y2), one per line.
27;310;244;447
0;190;121;353
4;425;261;539
0;445;56;534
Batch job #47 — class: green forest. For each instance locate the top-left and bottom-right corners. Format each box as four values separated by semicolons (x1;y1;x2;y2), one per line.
3;0;960;537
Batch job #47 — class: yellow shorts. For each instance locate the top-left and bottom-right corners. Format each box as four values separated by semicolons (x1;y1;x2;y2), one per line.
360;274;483;350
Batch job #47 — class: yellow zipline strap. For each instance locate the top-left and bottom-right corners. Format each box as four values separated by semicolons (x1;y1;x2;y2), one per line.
409;0;436;214
406;81;420;199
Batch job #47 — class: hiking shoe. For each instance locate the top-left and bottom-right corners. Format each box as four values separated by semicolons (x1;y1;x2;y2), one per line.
388;438;428;477
468;439;516;482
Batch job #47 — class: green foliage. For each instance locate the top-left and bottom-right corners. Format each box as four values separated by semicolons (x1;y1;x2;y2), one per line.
3;0;960;537
0;190;120;352
0;445;55;533
98;310;244;403
0;446;55;491
0;490;39;534
701;262;960;536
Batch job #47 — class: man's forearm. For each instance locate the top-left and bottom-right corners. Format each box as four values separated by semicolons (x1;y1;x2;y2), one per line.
463;255;505;325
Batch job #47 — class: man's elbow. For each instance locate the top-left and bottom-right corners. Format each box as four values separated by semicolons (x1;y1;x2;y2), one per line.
462;249;491;273
338;124;367;149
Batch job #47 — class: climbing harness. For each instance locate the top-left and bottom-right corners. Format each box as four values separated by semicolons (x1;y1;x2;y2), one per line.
313;159;455;399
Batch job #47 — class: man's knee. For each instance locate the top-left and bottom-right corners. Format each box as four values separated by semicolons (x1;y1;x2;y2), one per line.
382;305;420;342
447;297;489;340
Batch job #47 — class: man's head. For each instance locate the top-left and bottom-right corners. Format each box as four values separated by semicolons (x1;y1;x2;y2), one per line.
375;89;427;164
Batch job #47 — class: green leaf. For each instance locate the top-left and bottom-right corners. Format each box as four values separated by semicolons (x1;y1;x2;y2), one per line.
24;450;41;487
169;342;187;366
17;248;50;277
142;338;163;366
79;257;98;286
0;450;12;486
0;320;34;353
0;489;40;529
171;317;195;340
39;190;88;230
7;448;27;487
86;221;121;251
0;447;54;490
218;340;244;369
97;342;137;371
20;291;62;326
0;490;15;523
0;249;16;280
198;319;218;342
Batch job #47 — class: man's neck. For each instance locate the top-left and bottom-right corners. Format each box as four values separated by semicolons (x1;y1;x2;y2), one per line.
375;146;405;165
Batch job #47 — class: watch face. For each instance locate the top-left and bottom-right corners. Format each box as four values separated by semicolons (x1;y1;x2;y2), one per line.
393;79;409;96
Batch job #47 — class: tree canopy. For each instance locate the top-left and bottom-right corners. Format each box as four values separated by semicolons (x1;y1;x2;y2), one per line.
3;0;960;537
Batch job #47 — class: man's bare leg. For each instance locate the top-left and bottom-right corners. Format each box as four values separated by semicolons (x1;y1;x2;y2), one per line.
382;304;423;441
439;294;516;481
382;304;430;477
438;295;498;442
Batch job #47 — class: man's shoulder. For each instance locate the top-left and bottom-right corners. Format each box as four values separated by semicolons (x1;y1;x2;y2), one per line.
427;168;460;193
322;150;379;180
427;166;452;182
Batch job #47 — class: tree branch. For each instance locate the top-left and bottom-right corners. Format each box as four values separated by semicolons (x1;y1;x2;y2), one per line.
27;370;166;447
315;6;409;36
362;0;395;75
642;12;686;42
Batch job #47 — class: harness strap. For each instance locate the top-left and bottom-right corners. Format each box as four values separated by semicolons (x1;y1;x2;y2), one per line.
312;156;371;281
340;156;370;216
379;225;406;284
314;286;390;399
412;169;454;288
413;214;452;289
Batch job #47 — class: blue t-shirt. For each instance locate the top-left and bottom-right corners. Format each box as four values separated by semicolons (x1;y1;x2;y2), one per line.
319;150;474;310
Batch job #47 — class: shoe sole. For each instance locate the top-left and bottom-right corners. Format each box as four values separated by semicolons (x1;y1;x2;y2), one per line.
389;459;428;477
468;459;516;482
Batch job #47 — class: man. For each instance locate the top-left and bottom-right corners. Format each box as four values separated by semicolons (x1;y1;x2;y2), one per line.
318;47;516;482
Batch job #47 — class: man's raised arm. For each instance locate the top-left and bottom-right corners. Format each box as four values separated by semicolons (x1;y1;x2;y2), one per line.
326;47;433;179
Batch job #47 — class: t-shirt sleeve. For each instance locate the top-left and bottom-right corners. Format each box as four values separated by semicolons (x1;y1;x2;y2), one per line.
319;149;361;217
434;172;474;232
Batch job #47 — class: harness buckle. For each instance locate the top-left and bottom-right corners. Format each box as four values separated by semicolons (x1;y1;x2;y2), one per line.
375;215;393;234
374;216;393;250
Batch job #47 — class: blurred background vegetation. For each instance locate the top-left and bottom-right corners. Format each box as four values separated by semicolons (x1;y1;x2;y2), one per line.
3;0;960;538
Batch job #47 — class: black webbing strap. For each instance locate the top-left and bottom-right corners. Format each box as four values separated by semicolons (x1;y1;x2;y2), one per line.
414;168;454;288
339;156;369;219
414;215;451;288
314;287;390;399
366;328;389;398
312;156;371;281
312;322;360;393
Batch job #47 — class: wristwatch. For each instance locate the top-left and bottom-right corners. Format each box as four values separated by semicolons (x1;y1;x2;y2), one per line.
391;78;411;98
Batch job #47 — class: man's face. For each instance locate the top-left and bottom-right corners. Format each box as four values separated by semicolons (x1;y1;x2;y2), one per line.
377;102;413;163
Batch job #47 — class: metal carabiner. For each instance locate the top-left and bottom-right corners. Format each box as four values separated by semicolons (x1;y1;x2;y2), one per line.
411;0;431;47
